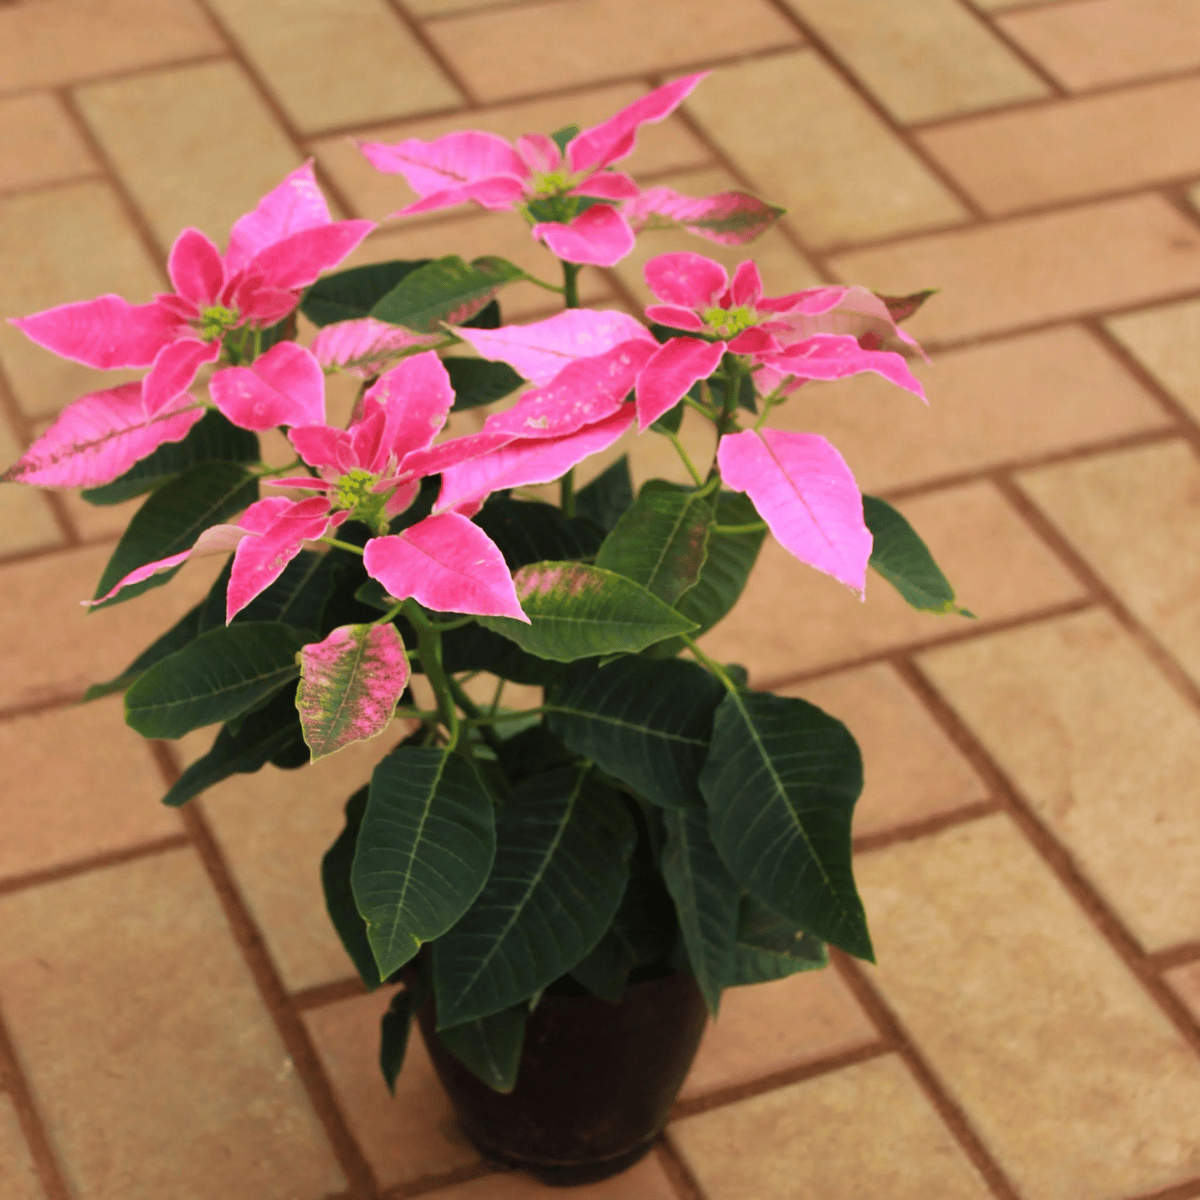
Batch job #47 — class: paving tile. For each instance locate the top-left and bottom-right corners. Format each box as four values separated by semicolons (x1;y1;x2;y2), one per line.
1106;296;1200;424
425;0;800;101
672;1054;992;1199
55;492;143;543
304;987;479;1188
771;325;1172;495
0;0;222;94
0;183;163;420
782;0;1047;124
700;481;1085;684
831;195;1200;346
920;76;1200;216
0;1097;43;1200
998;0;1200;91
199;733;409;994
310;81;710;222
780;664;987;839
1165;960;1200;1023
0;93;97;194
0;849;346;1200
207;0;461;136
1019;441;1200;686
0;541;224;711
0;419;64;559
76;61;303;253
858;814;1200;1199
425;1154;678;1197
0;697;181;882
679;968;878;1101
688;50;968;251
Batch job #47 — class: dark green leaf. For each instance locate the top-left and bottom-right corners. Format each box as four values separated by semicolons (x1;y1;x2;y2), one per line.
353;747;496;980
440;622;567;686
83;602;204;701
437;1002;527;1094
549;124;580;155
474;498;605;569
548;656;724;809
494;724;578;787
700;691;872;961
258;311;297;354
379;977;428;1094
301;259;431;327
432;767;636;1027
575;456;634;532
649;403;683;434
445;358;524;411
863;494;973;617
725;894;828;987
124;622;306;739
370;255;526;332
322;786;387;989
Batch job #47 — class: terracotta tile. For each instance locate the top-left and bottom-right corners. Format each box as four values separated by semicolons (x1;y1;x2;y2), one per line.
1019;441;1200;689
425;0;800;101
76;62;303;253
0;541;224;711
700;481;1085;684
309;81;710;223
782;0;1047;124
304;988;479;1188
407;0;559;13
1165;960;1200;1023
199;732;409;994
687;50;968;251
0;697;181;881
920;77;1200;216
0;849;346;1200
0;0;221;93
672;1054;992;1199
56;492;143;542
0;419;63;559
679;969;878;1101
781;664;987;839
998;0;1200;91
859;815;1200;1199
207;0;461;136
0;183;163;420
426;1154;678;1198
1106;296;1200;424
831;195;1200;346
0;1097;43;1200
0;93;97;193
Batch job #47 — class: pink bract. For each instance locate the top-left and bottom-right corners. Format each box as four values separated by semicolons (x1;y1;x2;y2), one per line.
208;342;327;432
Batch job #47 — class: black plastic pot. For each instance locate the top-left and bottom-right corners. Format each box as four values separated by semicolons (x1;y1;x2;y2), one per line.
417;970;708;1187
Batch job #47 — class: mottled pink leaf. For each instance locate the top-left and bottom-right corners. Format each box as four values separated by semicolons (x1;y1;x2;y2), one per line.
230;279;299;327
717;428;871;595
534;205;635;267
774;285;920;352
634;336;725;430
762;333;926;402
296;622;410;761
644;252;727;309
248;221;374;292
396;429;514;481
167;228;225;308
876;288;937;325
311;318;440;378
366;351;455;464
2;384;203;489
644;304;705;332
363;512;527;620
625;187;784;245
209;342;326;431
142;337;221;416
225;162;334;273
574;170;640;200
9;295;180;370
729;260;763;308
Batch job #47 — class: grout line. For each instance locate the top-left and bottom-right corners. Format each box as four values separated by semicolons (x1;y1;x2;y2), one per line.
380;0;480;108
293;976;370;1012
654;1136;706;1200
853;800;1001;856
957;0;1068;97
0;834;191;899
1125;1177;1200;1200
0;51;230;103
965;0;1079;15
0;171;105;203
1149;942;1200;974
414;0;579;22
378;1160;495;1199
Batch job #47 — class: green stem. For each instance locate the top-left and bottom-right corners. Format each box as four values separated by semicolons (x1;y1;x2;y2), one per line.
664;430;704;487
375;601;405;626
710;521;767;535
562;260;582;309
559;467;575;518
487;676;506;715
402;600;460;751
394;706;442;723
522;272;566;294
320;537;364;556
464;705;553;726
445;675;503;754
680;634;740;695
254;457;306;479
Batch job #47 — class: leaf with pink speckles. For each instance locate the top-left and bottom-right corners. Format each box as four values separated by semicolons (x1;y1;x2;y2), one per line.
297;622;410;761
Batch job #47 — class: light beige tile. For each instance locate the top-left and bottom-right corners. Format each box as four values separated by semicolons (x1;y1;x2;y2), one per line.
304;988;478;1188
0;0;222;93
859;815;1200;1199
686;50;968;251
56;492;144;542
782;0;1047;124
428;1154;678;1197
680;968;878;1100
76;61;303;253
1165;960;1200;1024
782;663;987;838
0;1097;43;1200
208;0;461;136
832;195;1200;346
0;850;345;1200
0;93;97;193
1018;441;1200;690
673;1054;992;1199
425;0;800;101
700;481;1084;683
1106;296;1200;424
0;183;163;419
0;415;63;558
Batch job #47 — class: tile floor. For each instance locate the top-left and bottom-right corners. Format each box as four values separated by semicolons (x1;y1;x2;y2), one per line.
0;1;1198;1198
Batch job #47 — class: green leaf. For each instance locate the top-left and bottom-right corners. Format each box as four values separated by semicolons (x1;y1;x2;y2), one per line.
550;124;580;155
700;691;872;961
378;973;429;1094
160;687;307;807
863;494;973;617
575;456;634;532
547;656;724;810
445;358;524;411
352;747;496;981
649;403;683;435
301;259;431;326
124;622;306;739
91;461;258;610
595;484;713;607
432;767;636;1027
875;288;937;325
474;498;605;569
660;808;740;1015
370;255;526;332
440;623;567;687
725;894;828;987
83;601;204;701
437;1003;527;1094
478;562;697;663
80;410;259;506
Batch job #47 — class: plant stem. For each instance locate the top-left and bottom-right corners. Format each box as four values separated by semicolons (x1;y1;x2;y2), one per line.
464;705;553;726
710;521;767;535
664;430;704;486
522;272;565;294
445;675;504;754
487;676;506;715
321;537;364;556
680;634;740;695
562;260;582;309
559;468;575;517
402;600;460;751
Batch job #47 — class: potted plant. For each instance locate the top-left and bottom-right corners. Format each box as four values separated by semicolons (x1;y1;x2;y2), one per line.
2;73;968;1187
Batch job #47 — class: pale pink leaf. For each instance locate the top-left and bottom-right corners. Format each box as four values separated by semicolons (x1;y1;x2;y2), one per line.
290;424;354;474
644;251;727;309
9;295;180;370
366;351;455;463
534;205;635;267
625;187;784;245
729;260;763;308
142;337;221;415
717;428;871;595
634;336;725;430
311;318;441;378
396;430;514;481
225;162;334;273
167;228;225;308
516;133;561;175
773;285;920;352
297;622;410;761
209;342;326;431
763;333;926;402
226;497;333;621
248;221;374;292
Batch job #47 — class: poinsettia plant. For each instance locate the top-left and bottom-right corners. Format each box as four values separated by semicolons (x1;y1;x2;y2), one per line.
3;74;969;1095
